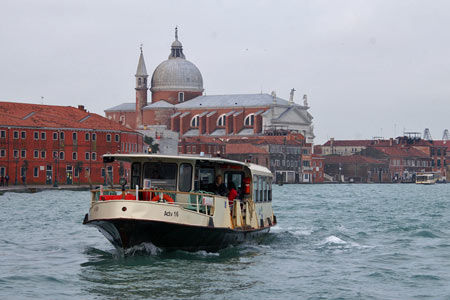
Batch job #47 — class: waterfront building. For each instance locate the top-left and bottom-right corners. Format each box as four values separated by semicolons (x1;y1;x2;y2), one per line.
320;136;447;182
105;29;315;156
320;139;384;156
324;155;389;183
0;102;144;185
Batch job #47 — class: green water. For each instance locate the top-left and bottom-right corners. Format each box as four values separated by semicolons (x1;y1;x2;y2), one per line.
1;184;450;299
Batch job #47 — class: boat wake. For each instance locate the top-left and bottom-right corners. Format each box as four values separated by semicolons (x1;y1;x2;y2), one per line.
124;242;162;256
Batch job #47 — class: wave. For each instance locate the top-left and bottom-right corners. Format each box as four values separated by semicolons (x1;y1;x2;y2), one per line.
411;230;440;238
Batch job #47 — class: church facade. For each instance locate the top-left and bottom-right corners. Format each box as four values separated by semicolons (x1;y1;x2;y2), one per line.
105;29;315;146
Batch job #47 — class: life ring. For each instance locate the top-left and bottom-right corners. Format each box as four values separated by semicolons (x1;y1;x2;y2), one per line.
151;193;174;204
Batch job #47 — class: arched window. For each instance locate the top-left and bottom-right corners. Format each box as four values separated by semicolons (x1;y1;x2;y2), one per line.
217;114;226;127
244;113;255;126
191;114;200;127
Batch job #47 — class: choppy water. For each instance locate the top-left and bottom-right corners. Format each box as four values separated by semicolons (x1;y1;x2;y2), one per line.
1;184;450;299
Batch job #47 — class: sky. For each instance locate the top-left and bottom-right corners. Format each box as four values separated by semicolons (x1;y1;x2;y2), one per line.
1;0;449;144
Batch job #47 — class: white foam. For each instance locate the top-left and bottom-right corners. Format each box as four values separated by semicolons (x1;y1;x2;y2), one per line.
324;235;347;245
193;250;220;256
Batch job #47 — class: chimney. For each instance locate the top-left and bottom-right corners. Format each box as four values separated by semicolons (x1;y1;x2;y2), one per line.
389;138;393;146
78;105;86;112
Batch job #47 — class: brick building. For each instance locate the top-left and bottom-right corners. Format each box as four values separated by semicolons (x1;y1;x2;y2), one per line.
105;29;315;156
0;102;144;186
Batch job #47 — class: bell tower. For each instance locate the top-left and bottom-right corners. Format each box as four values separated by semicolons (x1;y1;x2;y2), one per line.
135;45;148;128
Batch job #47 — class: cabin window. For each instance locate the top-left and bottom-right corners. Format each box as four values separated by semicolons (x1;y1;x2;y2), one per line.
195;167;215;191
131;162;141;189
268;177;272;201
259;177;264;202
143;162;177;190
179;163;192;192
253;175;259;202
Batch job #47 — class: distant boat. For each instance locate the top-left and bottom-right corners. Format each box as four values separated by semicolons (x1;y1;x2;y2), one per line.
83;154;277;252
416;172;438;185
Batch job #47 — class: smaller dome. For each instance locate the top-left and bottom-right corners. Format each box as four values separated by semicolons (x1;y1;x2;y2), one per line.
171;40;182;47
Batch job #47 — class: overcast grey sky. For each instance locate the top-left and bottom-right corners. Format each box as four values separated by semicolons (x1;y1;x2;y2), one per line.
1;0;449;144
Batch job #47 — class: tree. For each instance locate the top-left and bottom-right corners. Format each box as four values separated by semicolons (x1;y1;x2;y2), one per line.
144;136;160;154
75;161;83;185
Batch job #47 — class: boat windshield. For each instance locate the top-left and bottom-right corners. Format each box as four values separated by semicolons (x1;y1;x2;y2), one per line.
143;162;177;190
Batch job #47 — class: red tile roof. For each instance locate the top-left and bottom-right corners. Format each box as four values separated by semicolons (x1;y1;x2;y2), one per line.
226;143;268;154
370;145;429;158
323;140;376;147
324;155;385;165
0;102;135;132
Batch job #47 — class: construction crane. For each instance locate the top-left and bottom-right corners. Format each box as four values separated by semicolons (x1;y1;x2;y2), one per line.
423;128;432;141
443;129;449;144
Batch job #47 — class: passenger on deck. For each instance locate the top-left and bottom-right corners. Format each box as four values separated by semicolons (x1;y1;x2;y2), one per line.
213;175;228;196
228;182;237;209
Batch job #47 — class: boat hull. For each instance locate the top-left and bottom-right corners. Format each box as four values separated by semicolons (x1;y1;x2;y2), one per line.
84;216;271;252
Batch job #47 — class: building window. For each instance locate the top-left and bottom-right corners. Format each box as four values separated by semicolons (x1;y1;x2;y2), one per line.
115;134;120;142
72;132;77;141
187;145;191;153
101;168;105;178
0;130;5;138
190;115;200;127
60;132;65;140
0;149;5;157
41;132;46;140
85;152;90;160
192;145;196;153
303;149;308;155
178;92;184;102
52;151;58;159
0;167;5;176
41;151;46;159
21;150;26;158
303;160;310;167
53;132;58;140
13;150;19;158
92;133;97;141
92;152;97;161
34;131;39;140
85;167;90;175
106;134;111;142
217;114;226;127
21;131;26;139
74;167;79;178
244;114;255;126
59;151;64;160
13;131;19;139
85;132;90;141
119;115;125;125
72;152;77;160
34;150;39;158
33;167;39;177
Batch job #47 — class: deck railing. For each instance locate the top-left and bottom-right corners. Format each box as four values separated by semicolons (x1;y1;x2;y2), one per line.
90;188;217;216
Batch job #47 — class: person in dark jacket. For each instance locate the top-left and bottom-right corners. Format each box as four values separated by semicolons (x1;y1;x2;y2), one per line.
213;175;228;196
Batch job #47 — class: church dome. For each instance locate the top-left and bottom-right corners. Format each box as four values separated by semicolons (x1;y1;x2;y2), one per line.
151;58;203;92
151;28;204;93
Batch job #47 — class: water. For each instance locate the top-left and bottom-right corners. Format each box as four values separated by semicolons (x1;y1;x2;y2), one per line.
1;184;450;300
